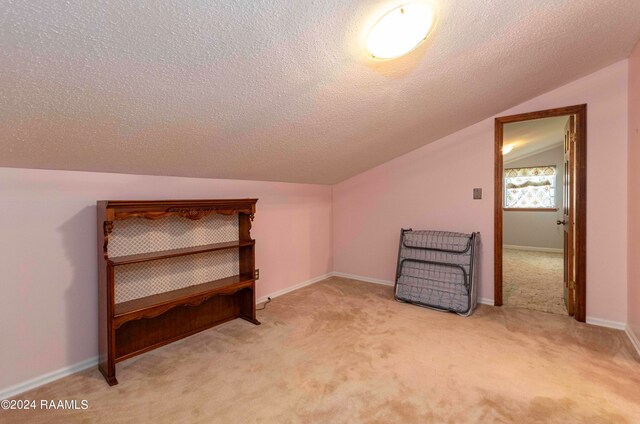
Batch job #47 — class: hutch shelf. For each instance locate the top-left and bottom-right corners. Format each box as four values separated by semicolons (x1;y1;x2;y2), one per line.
97;199;259;385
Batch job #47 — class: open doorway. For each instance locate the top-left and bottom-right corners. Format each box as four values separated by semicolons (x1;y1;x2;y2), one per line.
494;105;587;322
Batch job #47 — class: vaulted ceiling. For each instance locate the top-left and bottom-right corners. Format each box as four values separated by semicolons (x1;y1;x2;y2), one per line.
2;0;640;184
503;116;567;163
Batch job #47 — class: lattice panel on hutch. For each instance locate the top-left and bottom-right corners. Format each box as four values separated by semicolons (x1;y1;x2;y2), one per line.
108;214;239;257
97;199;259;386
114;249;240;303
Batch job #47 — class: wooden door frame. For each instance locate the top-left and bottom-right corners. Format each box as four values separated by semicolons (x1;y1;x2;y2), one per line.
494;104;587;322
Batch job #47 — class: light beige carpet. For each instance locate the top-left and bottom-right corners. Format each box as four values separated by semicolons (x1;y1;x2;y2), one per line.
4;277;640;423
503;248;567;315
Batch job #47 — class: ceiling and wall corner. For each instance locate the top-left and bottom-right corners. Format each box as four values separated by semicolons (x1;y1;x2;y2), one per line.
2;0;640;184
332;59;629;324
1;0;640;397
502;116;567;163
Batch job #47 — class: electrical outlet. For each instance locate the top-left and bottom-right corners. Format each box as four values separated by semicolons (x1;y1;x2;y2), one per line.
473;188;482;200
254;269;260;280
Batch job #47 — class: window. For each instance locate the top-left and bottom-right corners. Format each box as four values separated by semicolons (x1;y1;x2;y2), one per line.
504;166;557;210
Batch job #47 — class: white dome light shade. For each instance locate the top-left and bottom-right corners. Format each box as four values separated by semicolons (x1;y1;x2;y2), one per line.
366;2;437;60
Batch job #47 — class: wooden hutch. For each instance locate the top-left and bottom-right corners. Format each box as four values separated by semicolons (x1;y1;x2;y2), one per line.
97;199;259;385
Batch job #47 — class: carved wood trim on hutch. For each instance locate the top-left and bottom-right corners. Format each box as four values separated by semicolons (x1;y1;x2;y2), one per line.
97;199;259;385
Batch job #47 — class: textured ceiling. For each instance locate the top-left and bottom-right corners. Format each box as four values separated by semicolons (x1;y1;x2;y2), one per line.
2;1;640;184
504;116;567;163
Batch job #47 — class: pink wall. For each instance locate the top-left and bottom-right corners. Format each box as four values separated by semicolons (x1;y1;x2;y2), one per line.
334;60;629;323
629;41;640;340
0;168;332;393
1;57;635;396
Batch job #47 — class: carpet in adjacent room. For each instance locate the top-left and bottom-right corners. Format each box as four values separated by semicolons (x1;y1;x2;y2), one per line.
503;248;567;315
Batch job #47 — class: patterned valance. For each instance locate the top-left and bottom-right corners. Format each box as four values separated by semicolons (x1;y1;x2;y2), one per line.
504;166;556;178
504;166;557;209
506;180;552;189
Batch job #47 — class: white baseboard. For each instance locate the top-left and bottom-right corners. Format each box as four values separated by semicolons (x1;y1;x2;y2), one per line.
1;273;333;400
331;272;495;306
256;273;333;304
585;317;627;330
625;325;640;358
3;272;634;399
271;272;638;357
504;245;563;254
330;272;394;286
0;356;98;400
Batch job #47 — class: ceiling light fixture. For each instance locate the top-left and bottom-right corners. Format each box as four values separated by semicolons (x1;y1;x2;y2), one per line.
502;144;514;155
366;2;438;60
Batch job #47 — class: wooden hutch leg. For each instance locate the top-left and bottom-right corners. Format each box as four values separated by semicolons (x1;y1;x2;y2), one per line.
99;363;118;386
239;283;261;325
98;214;119;385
